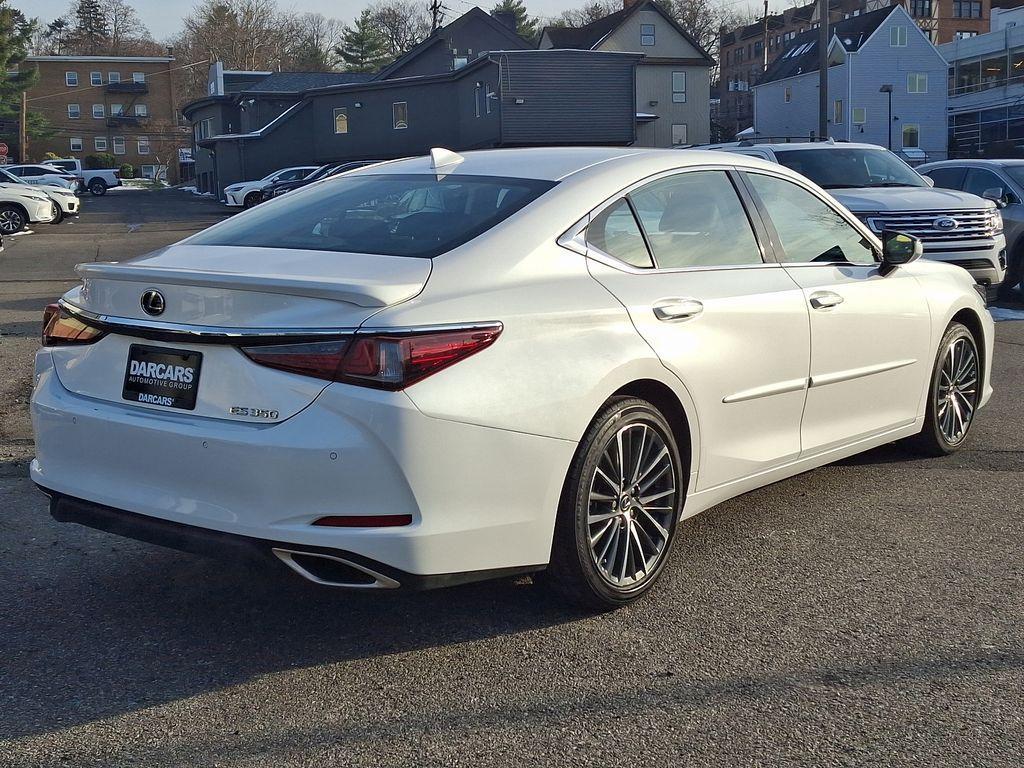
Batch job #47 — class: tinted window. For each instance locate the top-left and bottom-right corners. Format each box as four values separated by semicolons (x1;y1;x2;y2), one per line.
586;199;653;268
963;168;1006;198
628;171;762;268
747;173;875;265
189;174;555;258
773;148;925;189
923;166;966;189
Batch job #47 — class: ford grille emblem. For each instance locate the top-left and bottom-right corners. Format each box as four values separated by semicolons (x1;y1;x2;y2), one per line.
933;216;959;231
141;289;165;316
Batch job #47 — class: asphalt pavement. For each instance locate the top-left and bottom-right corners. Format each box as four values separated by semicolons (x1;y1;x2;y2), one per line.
1;188;1023;767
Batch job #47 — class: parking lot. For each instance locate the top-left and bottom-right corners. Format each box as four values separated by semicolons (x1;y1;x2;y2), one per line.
1;189;1023;767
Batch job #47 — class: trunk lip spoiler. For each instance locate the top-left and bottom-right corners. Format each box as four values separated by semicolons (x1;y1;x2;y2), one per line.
58;299;502;346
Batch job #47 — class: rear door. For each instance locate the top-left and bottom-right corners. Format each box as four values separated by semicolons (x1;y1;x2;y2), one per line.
742;170;933;454
585;167;811;492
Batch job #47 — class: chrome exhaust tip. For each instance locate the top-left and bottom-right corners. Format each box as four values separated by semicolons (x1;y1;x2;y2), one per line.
272;548;400;589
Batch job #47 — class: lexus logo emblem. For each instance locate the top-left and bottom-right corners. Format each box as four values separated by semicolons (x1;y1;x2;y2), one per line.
140;289;165;316
933;216;959;231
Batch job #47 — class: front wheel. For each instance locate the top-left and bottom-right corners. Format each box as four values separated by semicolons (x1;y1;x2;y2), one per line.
50;202;63;224
543;397;685;610
88;179;107;196
0;204;27;234
243;191;261;209
906;322;980;456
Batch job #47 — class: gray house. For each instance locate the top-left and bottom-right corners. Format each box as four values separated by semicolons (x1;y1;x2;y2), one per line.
752;5;948;162
538;0;714;146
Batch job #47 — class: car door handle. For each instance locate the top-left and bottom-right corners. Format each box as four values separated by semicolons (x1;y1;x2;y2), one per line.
652;299;704;322
809;291;844;310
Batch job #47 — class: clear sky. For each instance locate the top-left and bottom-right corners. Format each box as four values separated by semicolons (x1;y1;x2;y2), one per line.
13;0;765;41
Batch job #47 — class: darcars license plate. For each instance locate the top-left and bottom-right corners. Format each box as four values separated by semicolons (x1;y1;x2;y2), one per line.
122;344;202;410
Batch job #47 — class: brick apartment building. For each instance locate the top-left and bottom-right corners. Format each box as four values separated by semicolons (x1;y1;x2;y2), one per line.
17;55;183;179
718;0;997;138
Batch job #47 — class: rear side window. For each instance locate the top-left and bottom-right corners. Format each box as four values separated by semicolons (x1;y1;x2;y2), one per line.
190;174;555;258
587;199;653;268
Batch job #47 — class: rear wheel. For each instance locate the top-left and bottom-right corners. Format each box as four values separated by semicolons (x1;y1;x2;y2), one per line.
88;179;107;196
243;191;261;209
905;322;980;456
543;397;685;610
0;204;27;234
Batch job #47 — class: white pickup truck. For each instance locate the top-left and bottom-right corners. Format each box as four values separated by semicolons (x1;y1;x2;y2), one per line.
700;141;1007;287
44;158;122;196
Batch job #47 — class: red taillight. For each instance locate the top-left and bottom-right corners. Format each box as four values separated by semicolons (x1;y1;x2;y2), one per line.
240;325;501;390
42;303;106;346
312;515;412;527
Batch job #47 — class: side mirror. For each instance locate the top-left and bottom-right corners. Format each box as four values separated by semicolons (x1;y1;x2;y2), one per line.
982;187;1008;208
880;230;922;274
922;175;936;187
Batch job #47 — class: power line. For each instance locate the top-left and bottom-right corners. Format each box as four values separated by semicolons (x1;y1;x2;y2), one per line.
24;58;211;104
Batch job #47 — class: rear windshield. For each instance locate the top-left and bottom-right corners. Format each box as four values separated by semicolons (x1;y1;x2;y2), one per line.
49;160;76;172
190;173;556;258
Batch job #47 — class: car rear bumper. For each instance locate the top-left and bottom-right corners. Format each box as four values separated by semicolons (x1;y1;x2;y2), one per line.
30;350;574;579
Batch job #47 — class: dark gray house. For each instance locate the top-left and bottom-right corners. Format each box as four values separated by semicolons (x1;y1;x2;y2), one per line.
183;8;642;197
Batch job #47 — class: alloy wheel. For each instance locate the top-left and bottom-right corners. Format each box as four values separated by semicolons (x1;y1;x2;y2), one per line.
0;208;24;234
587;422;676;588
936;336;978;445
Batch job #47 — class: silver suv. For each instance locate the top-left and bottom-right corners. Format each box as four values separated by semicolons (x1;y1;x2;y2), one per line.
700;142;1007;287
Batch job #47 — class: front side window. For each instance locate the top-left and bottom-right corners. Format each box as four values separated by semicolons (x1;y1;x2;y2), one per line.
923;166;966;189
90;71;102;85
627;171;763;269
902;124;920;148
67;103;81;119
640;23;655;46
907;72;928;93
963;167;1006;197
671;71;686;103
65;71;78;86
189;174;555;259
586;198;653;268
334;107;348;134
747;173;875;265
393;101;408;130
70;137;83;152
890;26;907;46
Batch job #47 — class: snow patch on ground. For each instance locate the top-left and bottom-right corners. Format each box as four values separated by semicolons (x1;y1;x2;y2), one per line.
989;307;1024;322
10;229;34;237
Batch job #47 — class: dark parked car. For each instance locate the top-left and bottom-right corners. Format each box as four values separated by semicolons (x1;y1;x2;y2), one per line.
261;161;372;202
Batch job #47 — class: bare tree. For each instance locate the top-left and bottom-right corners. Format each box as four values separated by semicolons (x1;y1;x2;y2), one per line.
102;0;159;56
367;0;430;59
544;1;618;29
282;13;344;70
144;121;190;183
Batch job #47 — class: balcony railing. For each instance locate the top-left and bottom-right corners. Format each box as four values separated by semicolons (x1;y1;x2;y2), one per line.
106;81;148;94
106;114;148;128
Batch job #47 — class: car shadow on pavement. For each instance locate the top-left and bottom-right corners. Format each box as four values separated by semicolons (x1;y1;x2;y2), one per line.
0;475;592;741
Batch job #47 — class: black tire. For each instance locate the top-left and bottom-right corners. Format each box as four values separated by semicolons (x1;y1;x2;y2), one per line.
243;191;261;209
88;179;107;196
50;202;63;224
0;203;27;234
542;397;686;610
905;322;980;457
996;243;1024;301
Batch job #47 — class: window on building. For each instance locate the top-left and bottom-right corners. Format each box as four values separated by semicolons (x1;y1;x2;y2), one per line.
671;124;688;145
907;72;928;93
640;23;655;46
784;86;792;103
453;56;468;69
195;117;213;140
138;136;150;154
672;71;686;103
956;30;978;38
92;104;104;118
393;101;408;129
134;103;147;116
108;71;120;83
94;136;108;151
902;124;920;148
65;71;78;86
111;103;123;116
334;107;348;134
833;99;844;124
112;136;125;155
1012;46;1024;80
953;1;982;18
486;82;493;114
90;71;102;85
67;103;81;119
853;107;867;124
981;54;1007;87
910;0;932;16
140;164;157;178
891;26;907;46
132;72;145;83
474;83;482;117
70;137;83;152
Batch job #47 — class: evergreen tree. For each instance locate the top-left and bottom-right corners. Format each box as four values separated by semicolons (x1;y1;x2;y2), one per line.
491;0;537;42
0;3;49;159
336;10;389;73
42;17;70;54
70;0;109;55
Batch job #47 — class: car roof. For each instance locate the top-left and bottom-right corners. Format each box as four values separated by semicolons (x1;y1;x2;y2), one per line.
919;158;1024;169
727;142;888;153
347;146;788;183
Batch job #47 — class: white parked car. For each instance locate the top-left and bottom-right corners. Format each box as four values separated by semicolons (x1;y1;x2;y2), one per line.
699;142;1008;287
3;163;79;190
222;166;318;208
0;167;79;223
0;181;57;234
32;148;993;608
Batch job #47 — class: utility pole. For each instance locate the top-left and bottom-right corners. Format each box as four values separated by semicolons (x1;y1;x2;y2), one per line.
762;0;769;72
818;0;828;140
19;92;27;163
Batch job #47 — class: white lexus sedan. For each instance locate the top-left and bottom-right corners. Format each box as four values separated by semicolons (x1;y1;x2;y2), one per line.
222;166;318;208
31;148;994;609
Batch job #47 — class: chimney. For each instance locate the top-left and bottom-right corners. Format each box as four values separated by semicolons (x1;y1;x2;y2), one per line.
491;10;517;32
